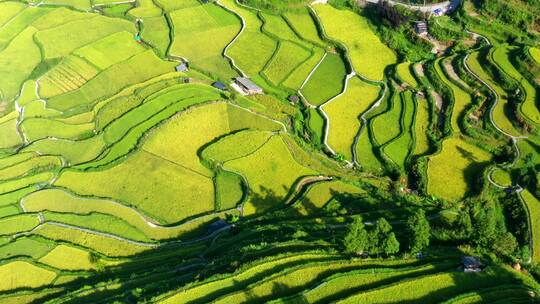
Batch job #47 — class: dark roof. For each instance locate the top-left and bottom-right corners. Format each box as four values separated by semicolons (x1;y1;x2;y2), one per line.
462;256;481;268
176;63;188;72
414;22;428;34
235;77;261;91
212;82;227;90
288;95;300;102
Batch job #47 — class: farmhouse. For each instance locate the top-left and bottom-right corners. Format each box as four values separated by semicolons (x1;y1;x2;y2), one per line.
234;77;263;95
414;21;428;36
461;256;482;272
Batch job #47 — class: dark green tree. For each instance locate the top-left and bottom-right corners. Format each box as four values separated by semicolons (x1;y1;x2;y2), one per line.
368;218;400;256
407;209;431;253
343;215;369;255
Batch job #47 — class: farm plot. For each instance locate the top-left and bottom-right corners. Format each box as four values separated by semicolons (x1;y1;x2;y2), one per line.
283;8;326;46
143;102;281;177
224;135;318;215
467;52;521;137
428;138;491;201
155;0;199;12
324;77;380;160
169;4;241;79
38;244;95;271
21;118;94;142
0;261;56;292
335;266;529;303
0;26;41;102
529;47;540;64
201;130;274;164
221;0;277;78
435;58;471;134
23;136;107;165
0;6;52;51
23;189;200;240
33;223;149;257
47;50;176;111
0;119;23;149
521;190;540;262
492;45;540;124
215;170;244;211
31;7;93;30
313;4;396;81
396;62;418;88
158;253;335;304
141;16;170;57
55;150;215;224
0;238;54;260
294;180;364;215
0;214;40;235
383;90;415;170
0;3;26;28
308;108;325;144
372;90;402;146
413;95;431;156
355;127;382;172
0;155;61;181
261;13;303;43
263;41;312;85
301;53;346;106
283;48;325;91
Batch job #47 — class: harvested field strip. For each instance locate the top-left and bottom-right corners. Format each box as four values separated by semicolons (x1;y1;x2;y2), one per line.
372;90;401;146
43;212;151;242
324;77;380;160
466;52;521;137
224;135;318;215
0;261;57;292
33;223;149;257
301;53;346;106
428;138;491;201
313;4;396;81
212;259;423;303
492;45;540;124
158;253;338;304
276;261;456;303
335;266;528;303
396;62;418;87
413;95;431;156
383;90;414;170
56;150;215;224
435;58;471;134
520;190;540;262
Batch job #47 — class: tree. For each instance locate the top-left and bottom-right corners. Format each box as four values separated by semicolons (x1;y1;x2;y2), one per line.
407;209;430;253
368;218;400;256
343;215;369;255
493;232;518;257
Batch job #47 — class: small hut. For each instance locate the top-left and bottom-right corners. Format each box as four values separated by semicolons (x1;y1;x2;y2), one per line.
175;63;189;72
212;81;227;91
461;256;482;272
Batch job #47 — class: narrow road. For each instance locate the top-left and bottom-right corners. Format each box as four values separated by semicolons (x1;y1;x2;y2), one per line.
363;0;460;14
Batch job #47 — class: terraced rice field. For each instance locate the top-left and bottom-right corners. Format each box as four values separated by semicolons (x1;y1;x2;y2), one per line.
324;77;380;160
313;4;396;81
0;0;539;301
428;138;491;201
